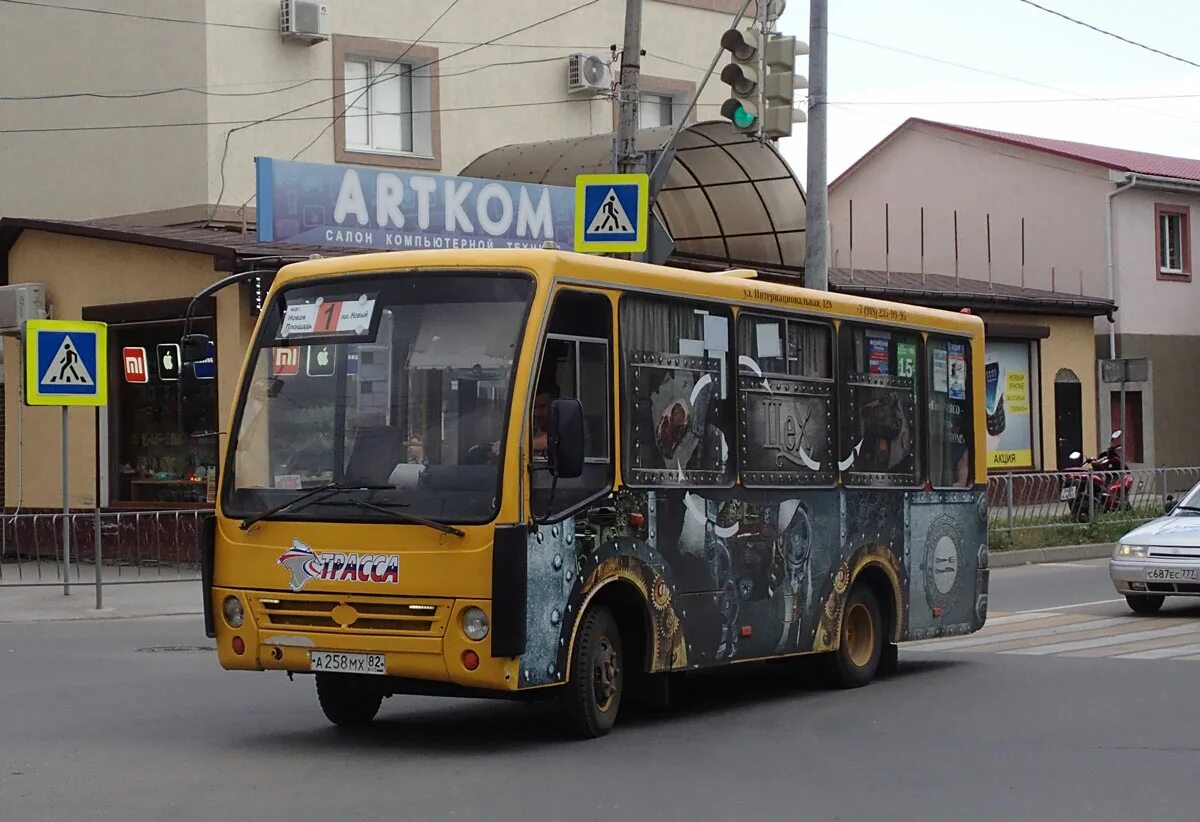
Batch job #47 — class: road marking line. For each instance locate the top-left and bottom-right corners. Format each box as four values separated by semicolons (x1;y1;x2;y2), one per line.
1007;623;1200;656
1114;641;1200;660
1006;598;1125;614
906;616;1131;651
985;612;1062;626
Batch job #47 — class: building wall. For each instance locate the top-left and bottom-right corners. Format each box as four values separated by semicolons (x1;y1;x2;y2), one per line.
2;0;731;221
829;124;1113;303
981;312;1099;471
1;0;210;219
3;232;253;508
1111;187;1200;337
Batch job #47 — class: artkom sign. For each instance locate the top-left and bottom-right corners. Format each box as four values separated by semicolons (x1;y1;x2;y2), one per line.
255;157;576;251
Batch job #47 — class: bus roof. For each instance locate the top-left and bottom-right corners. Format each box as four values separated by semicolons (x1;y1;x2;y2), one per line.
270;248;985;338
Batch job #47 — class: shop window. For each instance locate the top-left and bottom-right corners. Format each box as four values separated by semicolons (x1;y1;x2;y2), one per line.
839;325;921;486
1110;391;1144;464
927;336;973;488
1155;203;1191;281
736;313;836;487
531;291;613;519
620;295;734;488
108;316;219;504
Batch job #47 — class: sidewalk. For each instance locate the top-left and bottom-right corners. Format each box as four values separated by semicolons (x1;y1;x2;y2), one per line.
0;562;202;623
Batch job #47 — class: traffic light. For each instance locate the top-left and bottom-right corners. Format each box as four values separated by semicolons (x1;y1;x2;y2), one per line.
719;27;761;133
761;34;807;139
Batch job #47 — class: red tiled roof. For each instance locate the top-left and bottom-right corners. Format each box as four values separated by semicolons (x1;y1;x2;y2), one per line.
833;117;1200;187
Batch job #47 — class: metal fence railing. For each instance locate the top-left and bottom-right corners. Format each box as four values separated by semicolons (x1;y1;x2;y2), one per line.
0;509;211;595
986;466;1200;538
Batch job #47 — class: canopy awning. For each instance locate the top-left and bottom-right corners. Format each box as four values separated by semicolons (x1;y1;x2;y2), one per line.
460;120;807;270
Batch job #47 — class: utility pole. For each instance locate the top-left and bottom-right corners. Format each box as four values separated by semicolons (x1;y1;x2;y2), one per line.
616;0;644;175
803;0;828;290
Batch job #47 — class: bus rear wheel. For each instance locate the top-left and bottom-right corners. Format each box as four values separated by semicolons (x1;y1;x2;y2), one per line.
821;584;883;689
560;605;624;739
315;673;383;728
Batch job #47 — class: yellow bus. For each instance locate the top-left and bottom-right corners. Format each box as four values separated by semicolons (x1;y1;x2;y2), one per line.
189;248;988;738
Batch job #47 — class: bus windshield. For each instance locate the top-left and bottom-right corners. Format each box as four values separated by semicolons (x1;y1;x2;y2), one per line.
222;271;534;525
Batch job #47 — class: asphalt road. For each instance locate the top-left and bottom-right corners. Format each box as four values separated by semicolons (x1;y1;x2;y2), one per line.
3;560;1199;822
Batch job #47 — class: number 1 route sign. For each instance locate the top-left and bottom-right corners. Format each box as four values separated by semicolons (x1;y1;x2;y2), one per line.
574;173;649;253
24;319;109;406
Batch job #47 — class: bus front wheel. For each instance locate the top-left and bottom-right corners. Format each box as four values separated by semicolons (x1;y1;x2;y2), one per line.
560;605;624;739
821;584;883;689
315;673;383;728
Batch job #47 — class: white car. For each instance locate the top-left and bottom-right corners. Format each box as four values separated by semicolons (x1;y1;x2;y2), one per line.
1110;481;1200;614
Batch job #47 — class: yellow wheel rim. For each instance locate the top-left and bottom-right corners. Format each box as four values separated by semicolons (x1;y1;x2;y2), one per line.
844;603;875;668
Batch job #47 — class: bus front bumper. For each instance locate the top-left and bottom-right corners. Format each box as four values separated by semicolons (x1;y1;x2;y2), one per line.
210;587;516;691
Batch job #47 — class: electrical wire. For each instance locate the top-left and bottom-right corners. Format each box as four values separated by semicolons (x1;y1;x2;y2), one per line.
831;31;1200;126
832;91;1200;106
0;0;274;30
0;99;598;134
206;0;601;224
1014;0;1200;71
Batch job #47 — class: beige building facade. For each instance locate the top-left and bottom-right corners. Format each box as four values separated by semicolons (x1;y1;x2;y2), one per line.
3;0;740;223
828;118;1200;468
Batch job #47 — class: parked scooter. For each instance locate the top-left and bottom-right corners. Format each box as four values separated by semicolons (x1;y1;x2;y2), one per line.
1060;431;1133;523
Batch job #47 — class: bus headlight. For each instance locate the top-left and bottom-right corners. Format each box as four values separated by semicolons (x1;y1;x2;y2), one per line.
1115;544;1147;558
462;607;489;641
222;595;245;628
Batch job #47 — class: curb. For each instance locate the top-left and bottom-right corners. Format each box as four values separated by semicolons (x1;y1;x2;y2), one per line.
988;542;1114;569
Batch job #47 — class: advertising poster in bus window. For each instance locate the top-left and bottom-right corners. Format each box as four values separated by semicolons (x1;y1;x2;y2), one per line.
868;336;889;375
897;342;917;380
985;341;1034;470
947;343;966;401
933;348;948;393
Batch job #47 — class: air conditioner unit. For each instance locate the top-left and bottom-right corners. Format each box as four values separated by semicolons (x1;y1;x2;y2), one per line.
0;284;47;335
280;0;330;45
567;54;613;94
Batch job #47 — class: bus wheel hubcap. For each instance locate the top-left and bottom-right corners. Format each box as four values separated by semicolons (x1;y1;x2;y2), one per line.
845;603;875;667
594;636;619;711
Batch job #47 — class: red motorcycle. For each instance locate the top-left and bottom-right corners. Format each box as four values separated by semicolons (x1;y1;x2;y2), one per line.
1060;431;1134;523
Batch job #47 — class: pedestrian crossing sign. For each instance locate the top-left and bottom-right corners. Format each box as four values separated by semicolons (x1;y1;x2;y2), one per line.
574;173;649;253
24;319;108;406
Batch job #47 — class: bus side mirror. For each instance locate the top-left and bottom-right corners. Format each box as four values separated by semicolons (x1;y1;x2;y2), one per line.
182;333;211;363
548;398;585;480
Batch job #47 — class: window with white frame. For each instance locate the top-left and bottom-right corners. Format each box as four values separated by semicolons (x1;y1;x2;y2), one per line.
639;93;675;128
343;57;432;156
1157;205;1189;277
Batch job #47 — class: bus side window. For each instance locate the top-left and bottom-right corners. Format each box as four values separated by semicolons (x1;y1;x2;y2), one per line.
736;313;837;487
927;336;973;488
531;291;614;520
839;324;922;486
618;295;734;488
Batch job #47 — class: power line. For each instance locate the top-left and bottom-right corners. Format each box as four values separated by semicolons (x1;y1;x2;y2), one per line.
2;55;587;101
0;99;597;134
1014;0;1200;71
832;91;1200;106
0;0;273;31
831;31;1200;126
207;0;601;221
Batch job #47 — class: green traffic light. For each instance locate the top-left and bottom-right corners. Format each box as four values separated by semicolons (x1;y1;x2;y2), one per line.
732;105;756;129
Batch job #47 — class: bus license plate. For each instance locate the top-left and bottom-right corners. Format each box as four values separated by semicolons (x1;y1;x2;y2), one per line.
1147;568;1198;581
309;651;386;675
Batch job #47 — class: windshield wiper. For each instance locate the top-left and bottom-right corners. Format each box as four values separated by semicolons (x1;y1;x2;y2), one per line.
1173;505;1200;513
345;498;466;537
239;483;393;530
